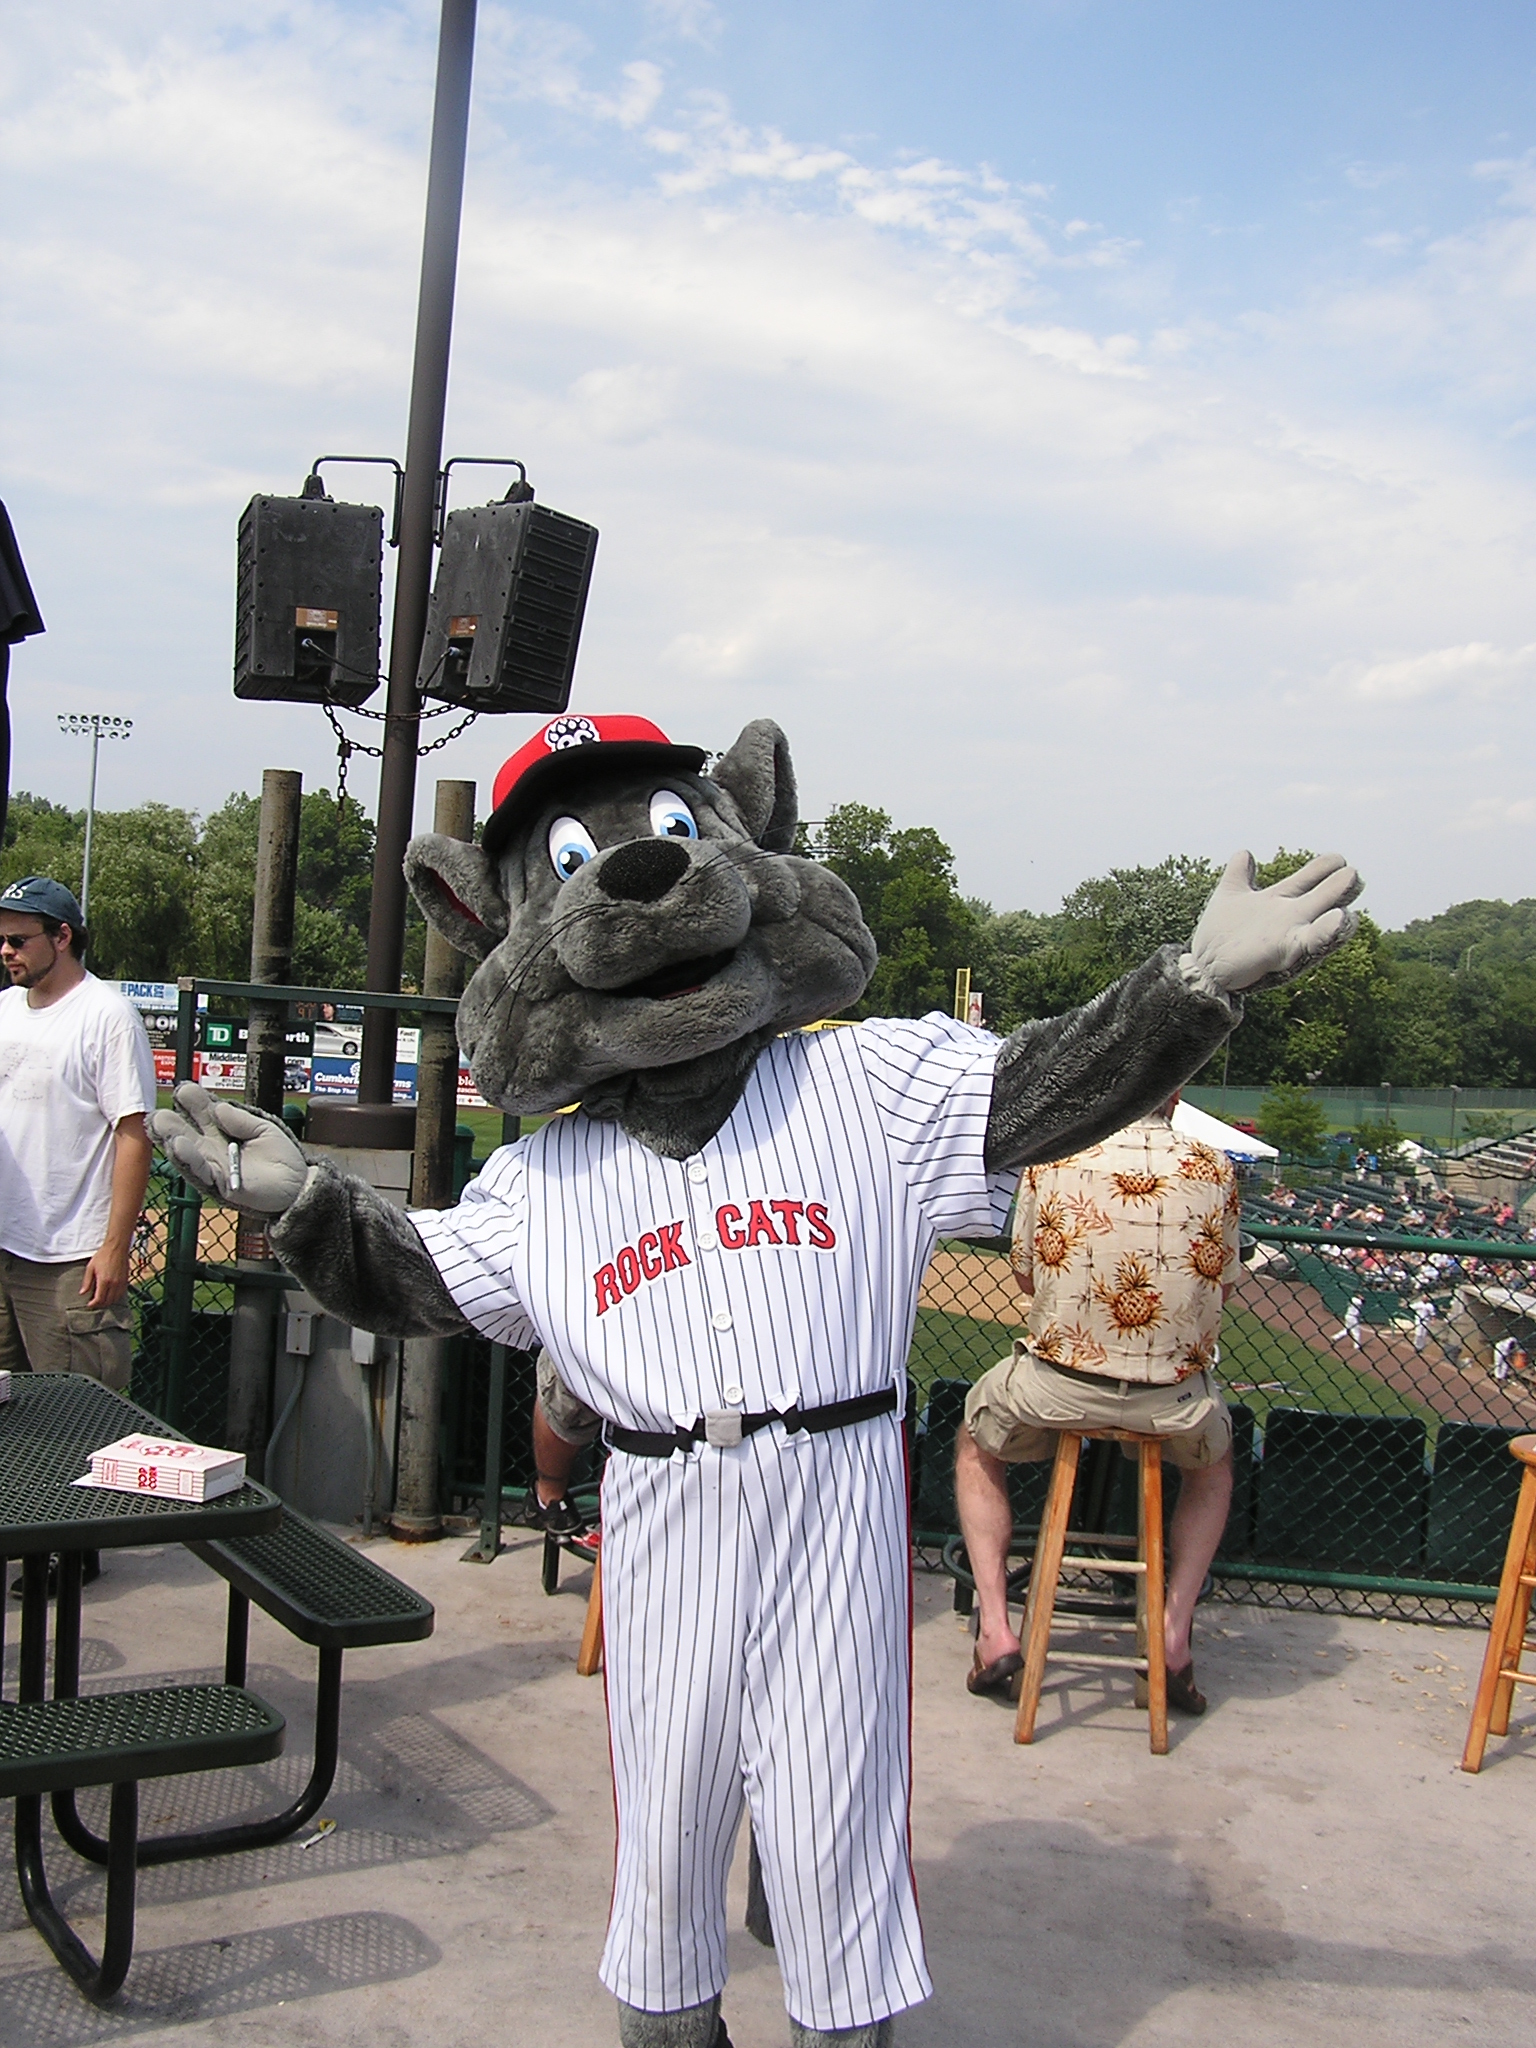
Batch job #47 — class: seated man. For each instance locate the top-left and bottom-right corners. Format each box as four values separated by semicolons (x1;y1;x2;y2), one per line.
527;1347;601;1538
954;1094;1238;1716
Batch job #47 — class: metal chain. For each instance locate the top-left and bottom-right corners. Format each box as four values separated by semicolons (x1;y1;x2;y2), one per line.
309;640;478;808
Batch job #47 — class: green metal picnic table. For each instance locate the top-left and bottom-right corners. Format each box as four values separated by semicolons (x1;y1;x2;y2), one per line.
0;1371;282;1994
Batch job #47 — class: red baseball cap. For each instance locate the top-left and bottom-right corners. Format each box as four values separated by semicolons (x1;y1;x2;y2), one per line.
482;713;707;857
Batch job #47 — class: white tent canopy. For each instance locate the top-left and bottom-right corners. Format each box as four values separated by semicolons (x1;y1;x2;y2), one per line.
1172;1100;1279;1161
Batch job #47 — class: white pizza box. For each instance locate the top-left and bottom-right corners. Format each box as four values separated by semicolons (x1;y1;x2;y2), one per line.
75;1432;246;1502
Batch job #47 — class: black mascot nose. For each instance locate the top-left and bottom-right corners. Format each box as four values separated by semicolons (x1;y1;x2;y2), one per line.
596;838;691;903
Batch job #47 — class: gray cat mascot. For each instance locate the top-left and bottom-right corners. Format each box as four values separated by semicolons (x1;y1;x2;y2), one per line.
151;711;1360;2048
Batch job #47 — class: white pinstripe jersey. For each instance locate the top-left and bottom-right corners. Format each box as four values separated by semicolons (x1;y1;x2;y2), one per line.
412;1014;1013;1431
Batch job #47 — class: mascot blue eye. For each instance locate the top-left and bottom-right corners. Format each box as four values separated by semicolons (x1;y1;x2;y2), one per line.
649;791;698;841
548;816;599;882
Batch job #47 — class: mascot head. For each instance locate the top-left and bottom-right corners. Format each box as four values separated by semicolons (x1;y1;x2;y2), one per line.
405;715;877;1156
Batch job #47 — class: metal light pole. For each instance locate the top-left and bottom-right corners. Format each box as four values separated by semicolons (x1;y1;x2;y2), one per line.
356;0;478;1107
57;714;132;923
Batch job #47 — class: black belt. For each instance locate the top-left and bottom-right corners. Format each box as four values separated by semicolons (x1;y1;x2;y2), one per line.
605;1385;899;1458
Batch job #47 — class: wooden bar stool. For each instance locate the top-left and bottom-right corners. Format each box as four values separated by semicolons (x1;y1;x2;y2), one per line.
1462;1433;1536;1772
577;1535;604;1677
1015;1428;1168;1754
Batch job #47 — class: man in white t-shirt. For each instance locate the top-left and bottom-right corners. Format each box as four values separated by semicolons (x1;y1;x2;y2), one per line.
0;876;156;1392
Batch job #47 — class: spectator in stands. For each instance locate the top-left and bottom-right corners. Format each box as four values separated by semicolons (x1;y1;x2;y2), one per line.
954;1095;1239;1718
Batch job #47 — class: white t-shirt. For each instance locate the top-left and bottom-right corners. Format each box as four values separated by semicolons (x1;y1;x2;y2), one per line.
0;974;158;1262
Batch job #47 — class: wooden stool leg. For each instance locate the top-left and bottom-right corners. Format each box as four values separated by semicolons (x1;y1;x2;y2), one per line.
1491;1502;1536;1737
1015;1433;1080;1745
1140;1442;1168;1755
1463;1466;1536;1771
576;1551;604;1677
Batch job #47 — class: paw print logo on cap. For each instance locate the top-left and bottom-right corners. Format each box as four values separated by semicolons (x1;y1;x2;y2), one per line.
543;715;600;752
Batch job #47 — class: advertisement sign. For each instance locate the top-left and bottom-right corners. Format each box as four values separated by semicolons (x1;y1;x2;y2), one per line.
311;1027;419;1104
124;984;488;1107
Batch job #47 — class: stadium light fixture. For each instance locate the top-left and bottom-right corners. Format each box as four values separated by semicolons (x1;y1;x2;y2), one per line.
56;713;132;924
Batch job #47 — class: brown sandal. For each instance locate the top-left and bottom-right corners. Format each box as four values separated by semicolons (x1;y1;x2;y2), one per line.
1166;1660;1207;1716
967;1647;1024;1696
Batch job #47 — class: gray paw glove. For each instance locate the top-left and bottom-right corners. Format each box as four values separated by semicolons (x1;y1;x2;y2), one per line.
1185;851;1363;997
148;1082;309;1216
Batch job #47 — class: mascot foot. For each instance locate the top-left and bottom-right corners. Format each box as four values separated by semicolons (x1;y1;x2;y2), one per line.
788;2022;893;2048
618;1995;727;2048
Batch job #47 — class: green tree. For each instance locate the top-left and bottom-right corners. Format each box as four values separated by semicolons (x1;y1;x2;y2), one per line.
813;804;981;1019
1057;854;1221;977
1352;1117;1410;1172
85;804;201;979
193;792;262;979
1256;1083;1329;1159
0;791;85;884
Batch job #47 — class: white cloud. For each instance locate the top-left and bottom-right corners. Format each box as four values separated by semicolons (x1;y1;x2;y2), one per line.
478;12;663;128
645;0;722;48
1348;643;1536;703
3;4;1536;930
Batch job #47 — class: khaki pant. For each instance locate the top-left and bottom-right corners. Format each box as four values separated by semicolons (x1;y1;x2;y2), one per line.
964;1341;1232;1471
536;1348;603;1447
0;1249;133;1393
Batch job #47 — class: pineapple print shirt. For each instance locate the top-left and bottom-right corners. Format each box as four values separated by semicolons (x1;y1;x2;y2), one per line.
1010;1114;1241;1384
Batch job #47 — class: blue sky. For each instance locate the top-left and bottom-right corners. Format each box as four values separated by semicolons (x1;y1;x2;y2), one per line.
4;2;1536;928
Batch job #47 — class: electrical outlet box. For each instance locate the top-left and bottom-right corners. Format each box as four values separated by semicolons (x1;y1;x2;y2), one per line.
284;1310;314;1357
350;1328;379;1366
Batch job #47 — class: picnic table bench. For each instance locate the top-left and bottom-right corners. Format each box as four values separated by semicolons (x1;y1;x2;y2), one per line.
0;1375;433;2004
0;1683;285;2000
52;1506;434;1867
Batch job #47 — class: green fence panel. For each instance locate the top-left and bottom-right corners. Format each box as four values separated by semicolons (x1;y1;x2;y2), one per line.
1216;1404;1258;1562
912;1379;971;1535
1255;1410;1429;1576
1425;1423;1527;1584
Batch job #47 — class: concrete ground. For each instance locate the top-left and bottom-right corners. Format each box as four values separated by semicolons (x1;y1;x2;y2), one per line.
0;1530;1532;2048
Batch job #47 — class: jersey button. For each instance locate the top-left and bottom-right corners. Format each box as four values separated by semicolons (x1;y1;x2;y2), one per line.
696;1230;718;1252
724;1382;744;1404
711;1309;733;1332
687;1161;709;1183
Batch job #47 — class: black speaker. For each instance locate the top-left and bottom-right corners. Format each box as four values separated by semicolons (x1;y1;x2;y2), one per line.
416;498;598;713
234;492;383;705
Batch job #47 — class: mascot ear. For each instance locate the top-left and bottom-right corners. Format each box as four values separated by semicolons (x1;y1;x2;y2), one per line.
404;834;510;961
710;719;798;852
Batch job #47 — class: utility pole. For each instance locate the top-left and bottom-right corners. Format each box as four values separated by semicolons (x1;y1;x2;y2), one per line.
245;769;303;1114
357;0;478;1108
393;775;475;1539
57;713;132;922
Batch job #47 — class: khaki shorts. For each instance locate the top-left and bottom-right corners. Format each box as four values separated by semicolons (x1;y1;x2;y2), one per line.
0;1251;134;1393
964;1341;1232;1471
536;1348;603;1448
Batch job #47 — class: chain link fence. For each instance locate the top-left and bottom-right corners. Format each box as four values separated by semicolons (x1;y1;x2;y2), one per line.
126;1163;239;1448
911;1183;1536;1622
130;1155;1535;1621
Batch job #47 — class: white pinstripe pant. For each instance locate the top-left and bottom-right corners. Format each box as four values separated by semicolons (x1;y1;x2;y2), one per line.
598;1415;932;2032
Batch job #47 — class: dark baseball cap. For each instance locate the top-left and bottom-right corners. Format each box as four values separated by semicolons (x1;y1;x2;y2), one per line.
0;876;85;926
